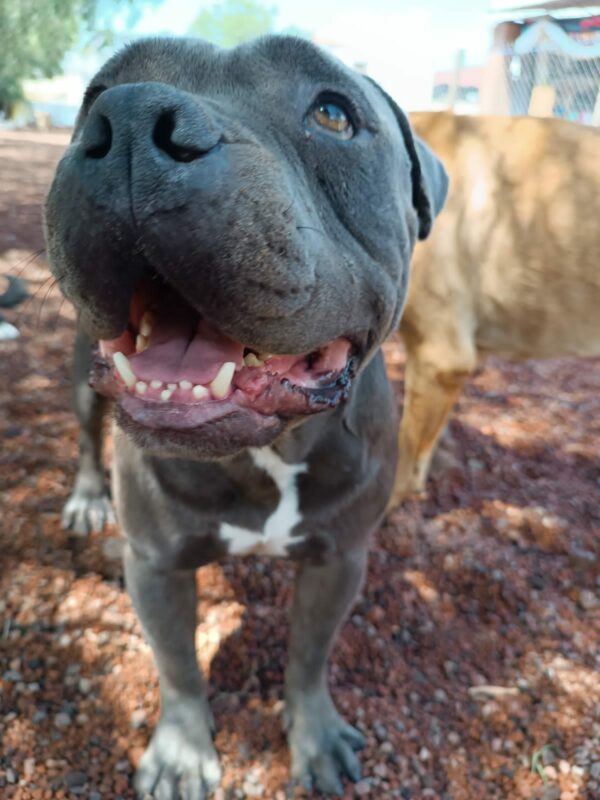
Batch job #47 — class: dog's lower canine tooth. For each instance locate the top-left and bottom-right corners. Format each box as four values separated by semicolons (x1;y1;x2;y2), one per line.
139;311;155;338
210;362;235;399
244;353;264;368
160;388;174;402
112;352;136;388
135;334;148;353
192;384;209;399
150;380;163;389
135;381;147;395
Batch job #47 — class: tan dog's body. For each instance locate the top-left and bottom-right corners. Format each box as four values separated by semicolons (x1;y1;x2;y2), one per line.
391;111;600;506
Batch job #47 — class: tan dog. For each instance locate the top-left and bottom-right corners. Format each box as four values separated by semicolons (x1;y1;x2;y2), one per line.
390;111;600;508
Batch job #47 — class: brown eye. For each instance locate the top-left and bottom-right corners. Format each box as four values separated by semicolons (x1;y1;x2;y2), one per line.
309;98;355;139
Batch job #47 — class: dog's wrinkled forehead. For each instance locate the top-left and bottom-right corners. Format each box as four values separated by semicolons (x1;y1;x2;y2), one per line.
80;36;392;138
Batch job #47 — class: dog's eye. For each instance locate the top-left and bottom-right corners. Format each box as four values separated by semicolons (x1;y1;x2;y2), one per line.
308;95;355;140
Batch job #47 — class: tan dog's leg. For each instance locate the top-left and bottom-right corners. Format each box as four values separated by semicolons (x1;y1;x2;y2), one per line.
389;341;475;509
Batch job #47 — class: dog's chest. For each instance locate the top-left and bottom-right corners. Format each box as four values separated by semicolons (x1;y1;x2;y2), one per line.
219;447;307;556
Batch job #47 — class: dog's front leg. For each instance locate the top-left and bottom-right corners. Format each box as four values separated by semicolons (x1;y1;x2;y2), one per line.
124;546;221;800
62;324;114;535
285;548;367;796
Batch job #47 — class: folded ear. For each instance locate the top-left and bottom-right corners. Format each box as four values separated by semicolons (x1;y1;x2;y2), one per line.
366;78;449;240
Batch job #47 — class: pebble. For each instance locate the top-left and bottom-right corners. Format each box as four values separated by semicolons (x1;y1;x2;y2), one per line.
433;689;448;703
419;747;431;761
558;759;571;775
54;712;72;729
536;785;560;800
131;708;147;729
373;720;388;742
578;589;598;610
3;669;22;682
66;771;87;788
355;779;372;796
590;762;600;780
6;769;17;784
78;677;93;694
23;758;35;778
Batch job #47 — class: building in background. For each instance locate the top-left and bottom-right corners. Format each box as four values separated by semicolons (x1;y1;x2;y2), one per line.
484;2;600;123
433;3;600;124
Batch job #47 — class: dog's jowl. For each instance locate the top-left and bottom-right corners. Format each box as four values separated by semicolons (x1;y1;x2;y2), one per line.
45;36;447;798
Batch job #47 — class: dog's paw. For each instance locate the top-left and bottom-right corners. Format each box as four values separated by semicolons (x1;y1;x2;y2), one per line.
135;716;222;800
61;487;115;535
286;693;365;796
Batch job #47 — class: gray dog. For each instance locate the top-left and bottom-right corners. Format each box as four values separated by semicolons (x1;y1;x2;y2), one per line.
45;36;447;798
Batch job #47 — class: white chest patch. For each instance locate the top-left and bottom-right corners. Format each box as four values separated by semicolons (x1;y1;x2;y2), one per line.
219;447;307;556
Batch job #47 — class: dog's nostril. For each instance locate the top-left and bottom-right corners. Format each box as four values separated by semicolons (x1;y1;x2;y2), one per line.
153;111;207;163
85;114;112;159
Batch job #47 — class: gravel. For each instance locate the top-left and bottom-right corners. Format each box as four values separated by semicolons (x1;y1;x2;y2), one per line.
1;130;599;799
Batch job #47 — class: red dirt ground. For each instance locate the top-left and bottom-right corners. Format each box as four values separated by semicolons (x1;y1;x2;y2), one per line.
0;130;598;800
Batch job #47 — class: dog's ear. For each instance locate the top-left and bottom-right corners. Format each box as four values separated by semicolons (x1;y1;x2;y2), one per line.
366;78;448;239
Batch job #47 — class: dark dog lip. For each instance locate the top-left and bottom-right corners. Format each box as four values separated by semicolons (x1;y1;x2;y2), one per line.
88;275;362;449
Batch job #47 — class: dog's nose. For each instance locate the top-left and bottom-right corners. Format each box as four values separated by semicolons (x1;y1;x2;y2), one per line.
81;82;221;164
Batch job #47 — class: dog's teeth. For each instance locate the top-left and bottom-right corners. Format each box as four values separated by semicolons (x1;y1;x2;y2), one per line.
244;353;264;368
135;334;148;353
160;388;174;402
258;353;274;362
112;352;136;388
210;362;235;399
192;384;209;399
179;380;193;391
150;380;163;389
167;383;177;391
139;311;155;338
135;381;147;395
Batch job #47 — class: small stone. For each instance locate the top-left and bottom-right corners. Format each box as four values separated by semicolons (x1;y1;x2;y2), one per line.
558;760;571;775
537;785;560;800
89;793;102;800
355;779;372;796
433;689;448;703
54;712;72;729
130;709;147;729
78;677;93;694
572;765;585;778
419;747;431;761
3;669;22;682
373;720;388;742
447;731;461;746
590;762;600;780
579;590;598;610
66;771;87;788
115;759;130;773
374;763;388;778
23;758;35;778
6;769;17;784
32;709;48;723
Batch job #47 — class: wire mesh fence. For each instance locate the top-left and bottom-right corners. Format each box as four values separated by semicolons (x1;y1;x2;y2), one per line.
504;20;600;125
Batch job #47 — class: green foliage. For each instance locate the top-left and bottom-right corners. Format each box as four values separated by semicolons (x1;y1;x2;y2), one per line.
189;0;277;49
0;0;153;115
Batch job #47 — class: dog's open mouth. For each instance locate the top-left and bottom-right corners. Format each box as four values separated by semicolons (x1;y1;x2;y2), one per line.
91;278;358;439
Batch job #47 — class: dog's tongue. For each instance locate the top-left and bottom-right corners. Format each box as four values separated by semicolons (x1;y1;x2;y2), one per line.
131;313;244;384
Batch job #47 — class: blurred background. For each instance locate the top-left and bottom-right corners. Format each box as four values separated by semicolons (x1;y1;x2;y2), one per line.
2;0;600;129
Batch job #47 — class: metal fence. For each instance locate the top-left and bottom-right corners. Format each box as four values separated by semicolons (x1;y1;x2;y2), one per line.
503;19;600;125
